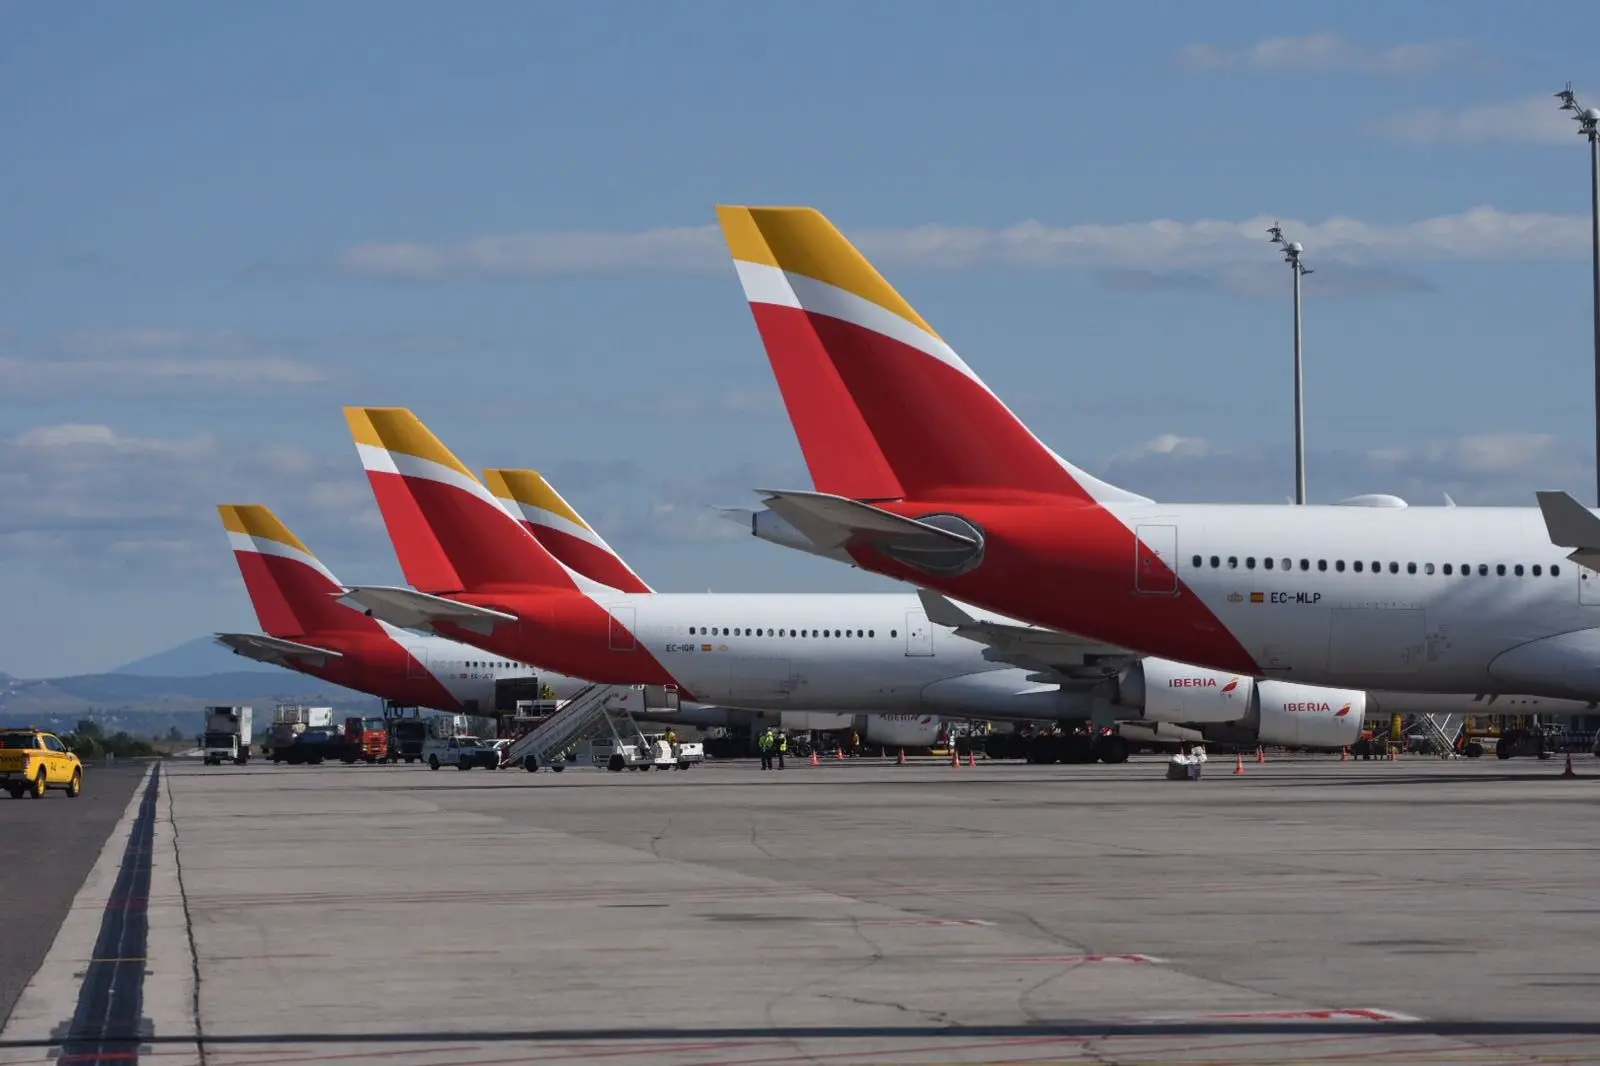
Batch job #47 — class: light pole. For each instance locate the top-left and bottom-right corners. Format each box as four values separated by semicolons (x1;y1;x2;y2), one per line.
1556;84;1600;507
1268;223;1313;505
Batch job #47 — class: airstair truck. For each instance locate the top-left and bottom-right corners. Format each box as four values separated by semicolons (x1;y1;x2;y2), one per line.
203;706;253;766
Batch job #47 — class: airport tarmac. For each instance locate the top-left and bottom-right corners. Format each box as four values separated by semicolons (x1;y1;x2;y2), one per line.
0;763;143;1027
3;754;1599;1065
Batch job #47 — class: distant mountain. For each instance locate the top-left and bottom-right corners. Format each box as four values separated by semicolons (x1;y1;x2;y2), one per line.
114;636;279;677
0;669;377;724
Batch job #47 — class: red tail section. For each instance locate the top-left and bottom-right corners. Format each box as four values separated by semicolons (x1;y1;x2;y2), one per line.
219;505;379;637
346;407;580;594
718;206;1138;505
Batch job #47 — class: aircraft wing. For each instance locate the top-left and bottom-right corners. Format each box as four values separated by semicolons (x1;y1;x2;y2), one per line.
1535;491;1600;573
337;585;518;636
756;489;978;554
916;589;1134;680
214;633;344;666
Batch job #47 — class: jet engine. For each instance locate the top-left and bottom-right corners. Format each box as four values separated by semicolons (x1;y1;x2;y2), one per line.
1113;661;1366;750
1112;659;1253;724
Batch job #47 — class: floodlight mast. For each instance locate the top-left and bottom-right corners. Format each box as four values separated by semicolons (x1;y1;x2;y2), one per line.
1556;83;1600;507
1268;223;1313;505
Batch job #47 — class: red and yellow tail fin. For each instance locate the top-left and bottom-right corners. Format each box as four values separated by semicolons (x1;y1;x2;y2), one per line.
483;469;653;593
218;504;375;636
716;205;1143;504
345;407;577;593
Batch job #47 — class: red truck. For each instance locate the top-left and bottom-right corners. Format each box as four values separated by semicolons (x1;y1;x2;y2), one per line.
340;716;388;764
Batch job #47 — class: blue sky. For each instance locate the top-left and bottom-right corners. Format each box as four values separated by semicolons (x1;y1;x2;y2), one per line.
3;1;1598;675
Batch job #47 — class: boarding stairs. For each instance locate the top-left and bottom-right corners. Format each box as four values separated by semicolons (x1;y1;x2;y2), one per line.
1415;713;1464;757
501;683;680;770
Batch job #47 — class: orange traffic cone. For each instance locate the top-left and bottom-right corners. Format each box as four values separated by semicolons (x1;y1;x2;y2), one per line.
1562;753;1576;778
951;748;960;767
810;751;819;766
1388;746;1397;761
897;749;906;765
1233;753;1245;775
836;747;845;761
967;751;976;767
1255;746;1265;764
1340;747;1348;762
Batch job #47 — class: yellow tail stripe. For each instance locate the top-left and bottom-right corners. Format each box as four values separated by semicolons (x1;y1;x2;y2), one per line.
217;504;313;554
345;407;475;479
483;469;590;530
714;205;940;339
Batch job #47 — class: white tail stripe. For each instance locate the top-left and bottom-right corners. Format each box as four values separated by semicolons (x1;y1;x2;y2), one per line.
227;531;341;585
354;443;619;598
734;260;979;386
495;495;604;547
733;260;1151;506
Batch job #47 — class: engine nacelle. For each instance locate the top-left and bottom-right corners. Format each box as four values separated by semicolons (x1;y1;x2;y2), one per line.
1252;680;1366;749
1114;659;1254;724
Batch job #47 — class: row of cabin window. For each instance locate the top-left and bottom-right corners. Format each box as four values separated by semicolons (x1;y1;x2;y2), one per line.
688;626;893;639
465;660;515;669
1191;555;1561;578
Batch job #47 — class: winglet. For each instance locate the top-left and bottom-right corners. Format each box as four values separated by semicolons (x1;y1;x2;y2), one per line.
1536;491;1600;547
916;588;979;629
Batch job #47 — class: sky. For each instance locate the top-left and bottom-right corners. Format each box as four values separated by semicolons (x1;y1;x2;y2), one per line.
3;1;1600;676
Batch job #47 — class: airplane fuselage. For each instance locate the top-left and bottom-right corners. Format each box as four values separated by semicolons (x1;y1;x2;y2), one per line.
846;500;1600;700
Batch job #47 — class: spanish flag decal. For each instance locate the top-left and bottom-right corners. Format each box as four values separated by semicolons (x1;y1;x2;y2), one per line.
1250;592;1265;603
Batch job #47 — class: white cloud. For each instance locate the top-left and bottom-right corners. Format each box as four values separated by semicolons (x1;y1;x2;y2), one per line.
1177;33;1476;76
335;207;1590;283
0;326;326;393
0;423;381;579
1096;430;1587;505
1376;94;1590;146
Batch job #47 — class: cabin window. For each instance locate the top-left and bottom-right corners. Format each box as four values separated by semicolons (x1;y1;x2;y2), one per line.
1299;559;1309;570
1210;555;1220;568
1496;564;1506;577
1478;564;1489;576
689;627;696;635
1246;557;1257;569
1533;564;1543;576
1513;564;1524;576
1424;563;1434;575
1264;557;1275;570
1335;560;1346;572
1353;561;1364;573
869;630;875;637
1192;555;1202;568
1227;556;1238;569
1387;562;1397;574
891;630;898;637
1408;563;1418;574
1317;559;1327;571
1553;565;1562;577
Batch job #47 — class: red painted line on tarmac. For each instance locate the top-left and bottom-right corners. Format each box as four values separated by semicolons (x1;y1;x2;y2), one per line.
1000;954;1166;964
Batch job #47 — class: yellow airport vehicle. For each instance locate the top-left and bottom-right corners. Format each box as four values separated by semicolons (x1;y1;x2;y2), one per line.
0;728;83;799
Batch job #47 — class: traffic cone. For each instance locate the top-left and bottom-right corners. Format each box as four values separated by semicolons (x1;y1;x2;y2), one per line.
810;751;819;767
1562;753;1576;778
1388;746;1397;761
1233;753;1245;775
951;748;960;767
1255;746;1265;764
836;747;845;761
897;749;906;765
1340;747;1348;762
967;751;976;767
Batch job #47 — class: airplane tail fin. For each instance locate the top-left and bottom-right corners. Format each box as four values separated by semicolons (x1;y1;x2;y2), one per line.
716;205;1147;505
218;504;376;637
344;407;580;594
483;469;654;593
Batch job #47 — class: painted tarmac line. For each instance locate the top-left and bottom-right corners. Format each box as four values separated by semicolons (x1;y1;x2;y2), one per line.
0;763;201;1066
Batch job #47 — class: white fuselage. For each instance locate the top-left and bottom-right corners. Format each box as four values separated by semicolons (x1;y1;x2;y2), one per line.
1114;503;1600;698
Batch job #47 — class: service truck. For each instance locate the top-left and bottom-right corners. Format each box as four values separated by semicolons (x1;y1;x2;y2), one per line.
259;705;333;760
202;706;253;765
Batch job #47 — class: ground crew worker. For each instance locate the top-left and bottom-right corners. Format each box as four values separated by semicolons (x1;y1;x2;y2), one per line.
777;731;788;769
758;729;774;771
665;727;680;759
